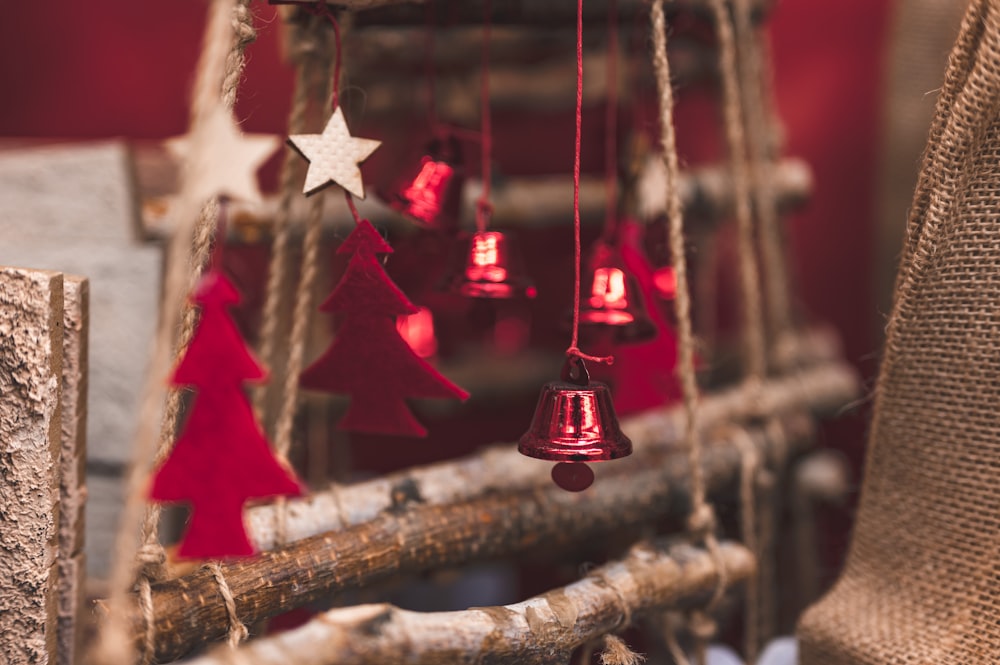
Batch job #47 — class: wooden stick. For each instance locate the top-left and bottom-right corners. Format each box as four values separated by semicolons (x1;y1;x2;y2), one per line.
140;158;812;240
245;356;856;547
181;539;755;665
123;386;848;661
57;276;89;665
346;0;771;26
0;267;64;665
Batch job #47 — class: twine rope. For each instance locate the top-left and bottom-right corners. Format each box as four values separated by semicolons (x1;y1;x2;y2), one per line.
255;11;330;423
649;0;727;655
707;0;767;383
733;0;794;350
208;562;249;648
138;577;155;665
732;426;761;663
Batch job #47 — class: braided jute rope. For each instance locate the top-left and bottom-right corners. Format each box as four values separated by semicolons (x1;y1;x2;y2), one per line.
733;0;795;355
88;2;255;664
208;563;250;648
254;11;331;425
707;0;767;385
732;426;761;663
649;1;730;659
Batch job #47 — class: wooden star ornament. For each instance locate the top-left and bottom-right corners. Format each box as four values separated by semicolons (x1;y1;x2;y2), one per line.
166;105;281;206
288;107;381;198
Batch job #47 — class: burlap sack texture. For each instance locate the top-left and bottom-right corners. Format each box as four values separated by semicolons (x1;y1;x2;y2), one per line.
798;0;1000;661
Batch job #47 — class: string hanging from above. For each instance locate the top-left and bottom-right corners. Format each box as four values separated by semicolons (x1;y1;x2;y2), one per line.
446;0;536;300
518;0;632;494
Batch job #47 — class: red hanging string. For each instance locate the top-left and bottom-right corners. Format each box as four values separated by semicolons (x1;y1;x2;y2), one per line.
309;2;343;111
603;0;619;241
567;0;614;367
309;2;363;226
475;0;494;233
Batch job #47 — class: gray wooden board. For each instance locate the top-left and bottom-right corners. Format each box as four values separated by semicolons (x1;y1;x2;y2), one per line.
0;141;162;578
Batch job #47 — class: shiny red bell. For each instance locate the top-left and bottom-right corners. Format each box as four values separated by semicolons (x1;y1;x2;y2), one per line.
579;240;657;342
448;230;537;299
382;136;464;231
519;356;632;465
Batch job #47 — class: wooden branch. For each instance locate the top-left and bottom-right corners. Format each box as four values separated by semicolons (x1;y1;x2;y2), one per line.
244;356;855;547
57;276;88;665
139;158;811;240
0;267;64;665
346;0;771;26
121;360;854;662
182;539;754;665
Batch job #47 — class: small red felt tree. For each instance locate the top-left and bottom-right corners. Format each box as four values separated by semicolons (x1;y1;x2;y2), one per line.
150;271;303;559
301;220;469;437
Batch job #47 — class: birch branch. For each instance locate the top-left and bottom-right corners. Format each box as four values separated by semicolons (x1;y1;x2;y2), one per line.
124;409;822;662
246;357;856;548
183;539;754;665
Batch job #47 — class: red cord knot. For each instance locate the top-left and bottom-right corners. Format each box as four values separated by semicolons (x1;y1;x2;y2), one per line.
565;346;614;366
686;503;716;536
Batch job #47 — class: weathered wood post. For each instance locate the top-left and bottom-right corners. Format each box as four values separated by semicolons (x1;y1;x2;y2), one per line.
0;266;65;665
57;276;89;665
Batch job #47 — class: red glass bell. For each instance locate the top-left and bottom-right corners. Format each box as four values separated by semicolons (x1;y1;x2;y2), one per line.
519;356;632;465
448;230;537;299
382;136;464;231
579;240;657;342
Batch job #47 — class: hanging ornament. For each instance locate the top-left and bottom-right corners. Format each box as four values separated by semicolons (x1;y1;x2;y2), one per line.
580;236;658;342
443;0;534;300
166;104;281;206
300;220;469;437
149;269;303;559
448;229;537;299
382;135;465;231
519;0;631;492
288;106;381;198
577;0;656;344
519;356;632;464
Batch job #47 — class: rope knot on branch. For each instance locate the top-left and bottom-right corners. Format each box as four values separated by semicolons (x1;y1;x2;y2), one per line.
135;542;168;581
686;503;716;536
687;610;718;642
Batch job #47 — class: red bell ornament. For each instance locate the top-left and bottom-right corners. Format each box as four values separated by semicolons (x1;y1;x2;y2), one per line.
519;355;632;491
382;136;464;231
448;230;537;299
579;240;657;342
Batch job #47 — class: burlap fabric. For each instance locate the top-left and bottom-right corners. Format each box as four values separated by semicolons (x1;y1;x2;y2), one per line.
798;1;1000;662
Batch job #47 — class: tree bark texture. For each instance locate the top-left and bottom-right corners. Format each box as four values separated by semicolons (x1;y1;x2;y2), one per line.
0;267;65;665
181;539;754;665
120;355;857;663
57;276;88;665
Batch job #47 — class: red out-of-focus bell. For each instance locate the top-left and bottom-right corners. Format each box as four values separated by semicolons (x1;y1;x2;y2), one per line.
653;265;677;300
382;136;464;231
579;240;657;342
519;357;632;465
448;230;537;299
397;306;438;359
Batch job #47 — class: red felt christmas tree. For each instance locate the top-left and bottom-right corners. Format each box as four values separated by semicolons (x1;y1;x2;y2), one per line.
150;270;303;559
301;220;469;437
